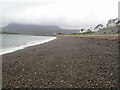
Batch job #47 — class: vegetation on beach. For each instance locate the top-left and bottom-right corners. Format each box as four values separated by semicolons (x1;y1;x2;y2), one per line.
70;32;95;35
52;31;120;36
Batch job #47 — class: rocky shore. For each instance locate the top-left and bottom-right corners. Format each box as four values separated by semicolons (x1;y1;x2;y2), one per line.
2;36;119;89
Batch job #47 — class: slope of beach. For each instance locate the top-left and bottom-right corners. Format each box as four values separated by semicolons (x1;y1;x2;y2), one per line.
2;36;119;88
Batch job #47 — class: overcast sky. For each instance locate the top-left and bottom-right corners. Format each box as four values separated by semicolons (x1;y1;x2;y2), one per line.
1;0;119;29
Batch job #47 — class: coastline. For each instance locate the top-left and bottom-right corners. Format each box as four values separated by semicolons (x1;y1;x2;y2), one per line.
1;35;57;55
2;36;119;88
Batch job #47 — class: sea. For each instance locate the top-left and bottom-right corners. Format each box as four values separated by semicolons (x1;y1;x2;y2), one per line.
0;34;56;55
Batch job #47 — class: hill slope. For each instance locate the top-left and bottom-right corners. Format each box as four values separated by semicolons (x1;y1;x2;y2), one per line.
2;23;79;35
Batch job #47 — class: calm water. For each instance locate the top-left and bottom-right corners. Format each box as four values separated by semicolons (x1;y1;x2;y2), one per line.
0;34;56;55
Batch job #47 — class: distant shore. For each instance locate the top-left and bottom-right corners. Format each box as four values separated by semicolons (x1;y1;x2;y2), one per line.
2;36;119;88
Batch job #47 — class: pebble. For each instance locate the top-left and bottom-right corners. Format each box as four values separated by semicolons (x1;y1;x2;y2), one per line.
56;65;59;68
95;83;99;86
34;72;37;75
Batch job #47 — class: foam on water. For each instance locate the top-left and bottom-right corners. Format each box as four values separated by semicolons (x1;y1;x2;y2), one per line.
0;34;56;55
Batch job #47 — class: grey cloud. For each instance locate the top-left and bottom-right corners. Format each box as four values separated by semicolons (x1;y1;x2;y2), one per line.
1;0;119;29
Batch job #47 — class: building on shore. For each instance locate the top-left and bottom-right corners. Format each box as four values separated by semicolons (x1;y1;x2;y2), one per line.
79;28;92;33
79;28;87;33
94;24;104;32
52;33;57;35
86;29;92;33
106;18;119;27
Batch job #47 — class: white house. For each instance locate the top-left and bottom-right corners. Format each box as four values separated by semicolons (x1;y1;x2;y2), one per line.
52;33;57;35
106;18;119;27
113;18;119;23
94;24;104;32
79;28;87;33
86;29;92;33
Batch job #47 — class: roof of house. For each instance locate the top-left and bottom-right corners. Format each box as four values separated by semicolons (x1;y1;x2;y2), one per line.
94;24;103;29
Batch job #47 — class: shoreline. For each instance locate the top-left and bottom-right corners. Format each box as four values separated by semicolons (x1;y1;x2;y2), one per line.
2;36;119;88
2;34;118;56
1;35;57;55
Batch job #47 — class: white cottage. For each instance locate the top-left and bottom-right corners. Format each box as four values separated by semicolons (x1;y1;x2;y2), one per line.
114;18;119;23
94;24;104;32
106;18;119;27
79;28;87;33
86;29;92;33
52;33;57;35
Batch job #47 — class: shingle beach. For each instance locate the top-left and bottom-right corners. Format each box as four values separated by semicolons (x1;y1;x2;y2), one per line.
2;35;119;89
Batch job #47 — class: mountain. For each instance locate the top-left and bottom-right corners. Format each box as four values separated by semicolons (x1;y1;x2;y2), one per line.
2;23;79;35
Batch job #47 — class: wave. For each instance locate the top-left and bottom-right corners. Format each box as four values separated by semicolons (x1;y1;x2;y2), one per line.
0;37;56;55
